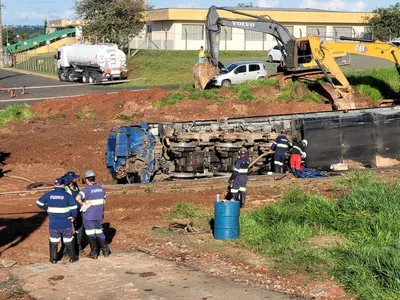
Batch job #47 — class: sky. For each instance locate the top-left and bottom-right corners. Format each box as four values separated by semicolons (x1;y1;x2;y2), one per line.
2;0;397;26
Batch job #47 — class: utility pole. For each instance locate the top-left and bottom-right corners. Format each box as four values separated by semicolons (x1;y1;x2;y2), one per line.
0;0;3;68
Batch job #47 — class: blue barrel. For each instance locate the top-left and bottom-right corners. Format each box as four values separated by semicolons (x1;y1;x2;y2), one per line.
214;200;240;240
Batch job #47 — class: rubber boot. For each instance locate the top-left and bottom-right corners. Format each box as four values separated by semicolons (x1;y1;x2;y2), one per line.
66;242;78;263
88;237;98;259
98;238;110;257
239;191;246;208
76;230;85;254
49;242;58;264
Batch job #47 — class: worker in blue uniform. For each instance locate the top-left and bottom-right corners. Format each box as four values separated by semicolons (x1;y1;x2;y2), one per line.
271;130;290;173
63;171;86;255
75;170;110;259
229;147;251;208
36;178;78;264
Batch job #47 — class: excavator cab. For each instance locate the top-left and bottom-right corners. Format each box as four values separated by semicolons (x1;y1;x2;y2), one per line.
285;39;315;72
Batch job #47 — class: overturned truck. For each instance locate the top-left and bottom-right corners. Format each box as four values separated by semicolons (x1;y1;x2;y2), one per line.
106;107;400;183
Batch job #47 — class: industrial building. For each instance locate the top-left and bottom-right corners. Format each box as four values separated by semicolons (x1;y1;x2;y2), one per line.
129;7;372;52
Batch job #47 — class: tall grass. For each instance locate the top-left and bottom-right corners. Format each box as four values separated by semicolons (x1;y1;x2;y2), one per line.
241;171;400;299
0;104;33;126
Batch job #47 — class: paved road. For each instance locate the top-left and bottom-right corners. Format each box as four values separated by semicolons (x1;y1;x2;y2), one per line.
12;252;300;300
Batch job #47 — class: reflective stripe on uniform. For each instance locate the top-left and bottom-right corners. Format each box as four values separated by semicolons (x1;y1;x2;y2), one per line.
95;229;103;234
230;188;239;193
50;237;60;243
233;168;239;172
36;200;45;206
274;161;284;166
277;144;289;148
69;205;78;210
86;199;104;206
238;168;248;173
79;191;86;199
85;229;96;236
47;207;70;213
63;236;74;243
239;187;246;192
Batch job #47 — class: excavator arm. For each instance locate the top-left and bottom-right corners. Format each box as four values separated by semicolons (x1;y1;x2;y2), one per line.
194;5;293;90
308;34;400;110
206;5;293;70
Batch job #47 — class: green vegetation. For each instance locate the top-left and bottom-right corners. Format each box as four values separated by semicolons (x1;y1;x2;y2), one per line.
346;67;399;103
240;172;400;299
115;113;132;121
75;106;98;120
119;50;267;87
0;104;33;126
153;92;184;108
162;201;210;219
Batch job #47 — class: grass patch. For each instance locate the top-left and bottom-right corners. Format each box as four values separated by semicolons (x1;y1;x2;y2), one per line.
153;92;184;108
240;171;400;299
115;113;132;121
162;201;210;219
301;92;324;104
0;104;33;126
231;83;254;101
114;50;267;88
354;84;382;103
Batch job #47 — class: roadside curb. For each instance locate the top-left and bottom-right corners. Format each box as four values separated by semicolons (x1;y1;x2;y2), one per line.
0;67;58;81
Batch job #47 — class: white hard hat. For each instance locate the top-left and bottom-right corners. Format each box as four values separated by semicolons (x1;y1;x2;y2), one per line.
302;139;308;147
84;170;96;178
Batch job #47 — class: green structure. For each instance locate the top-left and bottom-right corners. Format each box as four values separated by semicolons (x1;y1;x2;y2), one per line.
4;28;76;53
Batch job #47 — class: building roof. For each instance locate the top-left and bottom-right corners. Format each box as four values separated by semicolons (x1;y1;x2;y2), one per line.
146;7;371;24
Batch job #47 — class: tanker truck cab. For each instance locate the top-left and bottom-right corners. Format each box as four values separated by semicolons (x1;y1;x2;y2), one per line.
56;44;128;83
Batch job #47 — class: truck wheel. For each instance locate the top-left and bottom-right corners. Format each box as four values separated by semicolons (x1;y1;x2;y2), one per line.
221;79;231;87
58;71;67;82
88;73;97;84
81;72;89;83
67;72;76;82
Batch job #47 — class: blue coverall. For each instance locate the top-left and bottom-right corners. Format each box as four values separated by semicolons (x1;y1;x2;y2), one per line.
230;155;250;208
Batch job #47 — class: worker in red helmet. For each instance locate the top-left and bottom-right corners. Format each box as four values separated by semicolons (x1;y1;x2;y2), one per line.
229;147;251;208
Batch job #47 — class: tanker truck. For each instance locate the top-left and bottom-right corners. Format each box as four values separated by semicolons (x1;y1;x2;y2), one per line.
56;44;128;83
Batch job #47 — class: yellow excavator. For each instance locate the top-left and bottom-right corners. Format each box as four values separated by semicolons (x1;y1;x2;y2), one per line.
307;34;400;110
194;6;350;91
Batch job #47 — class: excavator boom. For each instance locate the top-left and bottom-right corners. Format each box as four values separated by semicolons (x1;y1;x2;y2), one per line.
308;34;400;110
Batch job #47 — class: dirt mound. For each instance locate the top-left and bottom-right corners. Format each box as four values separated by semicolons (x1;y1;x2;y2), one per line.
31;87;335;124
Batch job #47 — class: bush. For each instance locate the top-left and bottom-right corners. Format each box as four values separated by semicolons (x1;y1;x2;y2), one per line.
0;104;33;126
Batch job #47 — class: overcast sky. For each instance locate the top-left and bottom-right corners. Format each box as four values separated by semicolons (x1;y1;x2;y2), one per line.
3;0;394;26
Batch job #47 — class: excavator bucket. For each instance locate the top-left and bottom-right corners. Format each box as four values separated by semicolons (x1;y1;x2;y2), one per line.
193;63;218;90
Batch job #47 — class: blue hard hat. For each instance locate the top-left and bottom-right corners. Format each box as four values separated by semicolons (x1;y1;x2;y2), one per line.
62;175;73;185
64;171;80;178
54;177;64;186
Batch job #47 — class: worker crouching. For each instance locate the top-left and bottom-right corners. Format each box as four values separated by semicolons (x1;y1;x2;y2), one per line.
229;147;250;208
36;178;78;264
75;170;110;259
290;139;308;171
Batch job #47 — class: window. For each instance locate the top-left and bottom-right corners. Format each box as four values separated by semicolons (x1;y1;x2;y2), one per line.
273;45;281;50
363;27;373;39
182;24;204;40
306;26;326;40
285;26;294;36
236;65;247;73
245;30;264;41
249;64;260;72
220;27;232;41
333;27;353;38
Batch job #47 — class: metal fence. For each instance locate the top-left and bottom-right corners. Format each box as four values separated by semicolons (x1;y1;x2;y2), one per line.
11;52;57;74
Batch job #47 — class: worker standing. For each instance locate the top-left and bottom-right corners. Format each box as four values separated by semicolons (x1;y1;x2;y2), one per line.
36;178;78;264
271;131;290;173
75;170;110;259
198;46;205;63
290;140;308;171
229;147;250;208
63;171;86;254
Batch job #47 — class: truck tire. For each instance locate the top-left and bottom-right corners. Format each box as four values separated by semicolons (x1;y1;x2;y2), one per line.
58;71;67;82
88;73;97;84
81;72;89;83
67;72;77;82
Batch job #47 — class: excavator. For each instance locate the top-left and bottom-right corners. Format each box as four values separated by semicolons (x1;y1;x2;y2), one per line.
194;5;350;91
307;34;400;110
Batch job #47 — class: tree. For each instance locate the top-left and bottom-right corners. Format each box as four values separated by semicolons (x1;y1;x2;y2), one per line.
365;2;400;41
2;27;18;46
44;18;48;35
75;0;146;48
237;2;258;7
